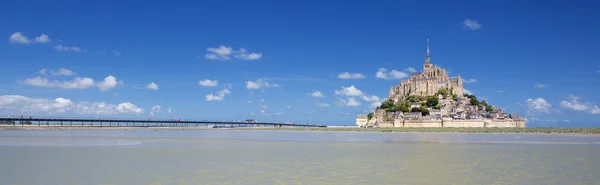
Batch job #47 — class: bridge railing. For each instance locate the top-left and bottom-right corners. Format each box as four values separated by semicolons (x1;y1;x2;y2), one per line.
0;116;325;127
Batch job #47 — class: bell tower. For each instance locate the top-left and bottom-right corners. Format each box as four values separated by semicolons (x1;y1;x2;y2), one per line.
423;39;432;70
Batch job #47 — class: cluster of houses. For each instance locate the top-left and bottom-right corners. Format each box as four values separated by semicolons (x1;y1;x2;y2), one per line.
401;96;523;121
356;95;524;127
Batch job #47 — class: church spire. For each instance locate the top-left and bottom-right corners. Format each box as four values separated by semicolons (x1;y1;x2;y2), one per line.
424;39;432;64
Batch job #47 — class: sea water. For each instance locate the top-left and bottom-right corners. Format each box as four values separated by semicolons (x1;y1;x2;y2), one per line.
1;129;599;185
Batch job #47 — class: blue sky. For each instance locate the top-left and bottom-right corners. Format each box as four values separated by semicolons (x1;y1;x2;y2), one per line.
1;0;599;127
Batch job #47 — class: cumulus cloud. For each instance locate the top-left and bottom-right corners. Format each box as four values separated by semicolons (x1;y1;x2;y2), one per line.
205;88;231;101
198;79;218;87
50;68;76;76
317;102;330;107
340;97;361;106
463;78;477;83
534;83;546;88
113;51;121;57
260;109;283;116
310;91;325;98
361;95;381;102
204;45;262;60
246;79;279;90
9;32;51;44
22;69;121;92
23;76;95;89
149;105;161;116
560;95;600;114
405;67;417;73
375;68;409;80
146;82;159;90
463;89;473;95
96;76;119;91
34;34;51;43
462;18;481;30
0;95;143;115
524;97;552;114
54;45;85;52
334;85;363;96
337;72;365;79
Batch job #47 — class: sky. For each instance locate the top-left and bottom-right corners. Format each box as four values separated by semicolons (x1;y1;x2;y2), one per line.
1;0;599;127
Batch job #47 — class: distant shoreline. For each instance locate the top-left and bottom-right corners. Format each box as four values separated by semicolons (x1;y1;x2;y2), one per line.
1;125;599;134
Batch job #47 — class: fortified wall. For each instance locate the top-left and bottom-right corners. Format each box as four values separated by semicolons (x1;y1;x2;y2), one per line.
374;119;526;128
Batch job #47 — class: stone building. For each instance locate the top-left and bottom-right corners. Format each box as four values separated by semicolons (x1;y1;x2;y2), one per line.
388;39;464;103
356;115;368;127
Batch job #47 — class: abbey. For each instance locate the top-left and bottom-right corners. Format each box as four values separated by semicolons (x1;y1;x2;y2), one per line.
388;40;464;103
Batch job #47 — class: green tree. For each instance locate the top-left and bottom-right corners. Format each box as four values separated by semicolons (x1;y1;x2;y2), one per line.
426;96;439;107
452;94;459;101
485;105;493;112
421;107;430;116
435;104;441;109
470;98;480;106
400;105;411;112
437;88;448;97
367;112;374;121
379;99;394;109
411;107;421;112
481;100;488;106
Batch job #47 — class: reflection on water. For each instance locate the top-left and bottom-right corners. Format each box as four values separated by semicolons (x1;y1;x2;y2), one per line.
1;129;599;184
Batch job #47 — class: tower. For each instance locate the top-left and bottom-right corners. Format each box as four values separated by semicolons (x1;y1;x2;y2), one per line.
423;39;432;70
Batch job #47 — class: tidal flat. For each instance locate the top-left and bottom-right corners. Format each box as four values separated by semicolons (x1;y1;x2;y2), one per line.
1;129;599;185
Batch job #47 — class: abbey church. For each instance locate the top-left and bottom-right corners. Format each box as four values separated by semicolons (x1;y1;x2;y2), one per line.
388;40;465;102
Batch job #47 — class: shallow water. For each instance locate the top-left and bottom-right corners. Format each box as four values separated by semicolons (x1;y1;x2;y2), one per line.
1;129;599;185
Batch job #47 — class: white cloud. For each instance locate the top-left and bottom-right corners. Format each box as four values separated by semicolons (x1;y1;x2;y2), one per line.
560;95;588;111
376;68;409;80
463;78;477;83
113;51;121;57
317;102;330;107
337;72;365;79
405;67;417;73
167;108;172;114
260;109;283;116
246;79;279;90
54;45;85;52
0;95;143;115
310;91;325;98
361;95;381;102
334;85;363;96
34;34;51;43
149;105;161;116
525;97;552;114
22;69;121;91
96;76;119;91
198;79;218;87
205;88;231;101
462;19;481;30
38;69;48;76
370;101;382;108
340;97;361;106
23;76;95;89
591;106;600;114
51;68;76;76
204;45;262;60
9;32;31;44
463;89;473;95
8;32;51;44
534;83;546;88
560;95;600;114
146;82;159;91
497;90;504;93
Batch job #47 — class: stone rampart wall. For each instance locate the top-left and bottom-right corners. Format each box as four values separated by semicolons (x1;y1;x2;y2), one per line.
378;119;526;128
443;120;485;127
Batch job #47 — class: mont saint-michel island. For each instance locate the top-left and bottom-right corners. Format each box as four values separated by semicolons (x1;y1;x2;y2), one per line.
357;40;526;128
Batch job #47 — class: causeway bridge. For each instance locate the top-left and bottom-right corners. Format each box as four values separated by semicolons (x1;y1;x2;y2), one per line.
0;116;326;128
